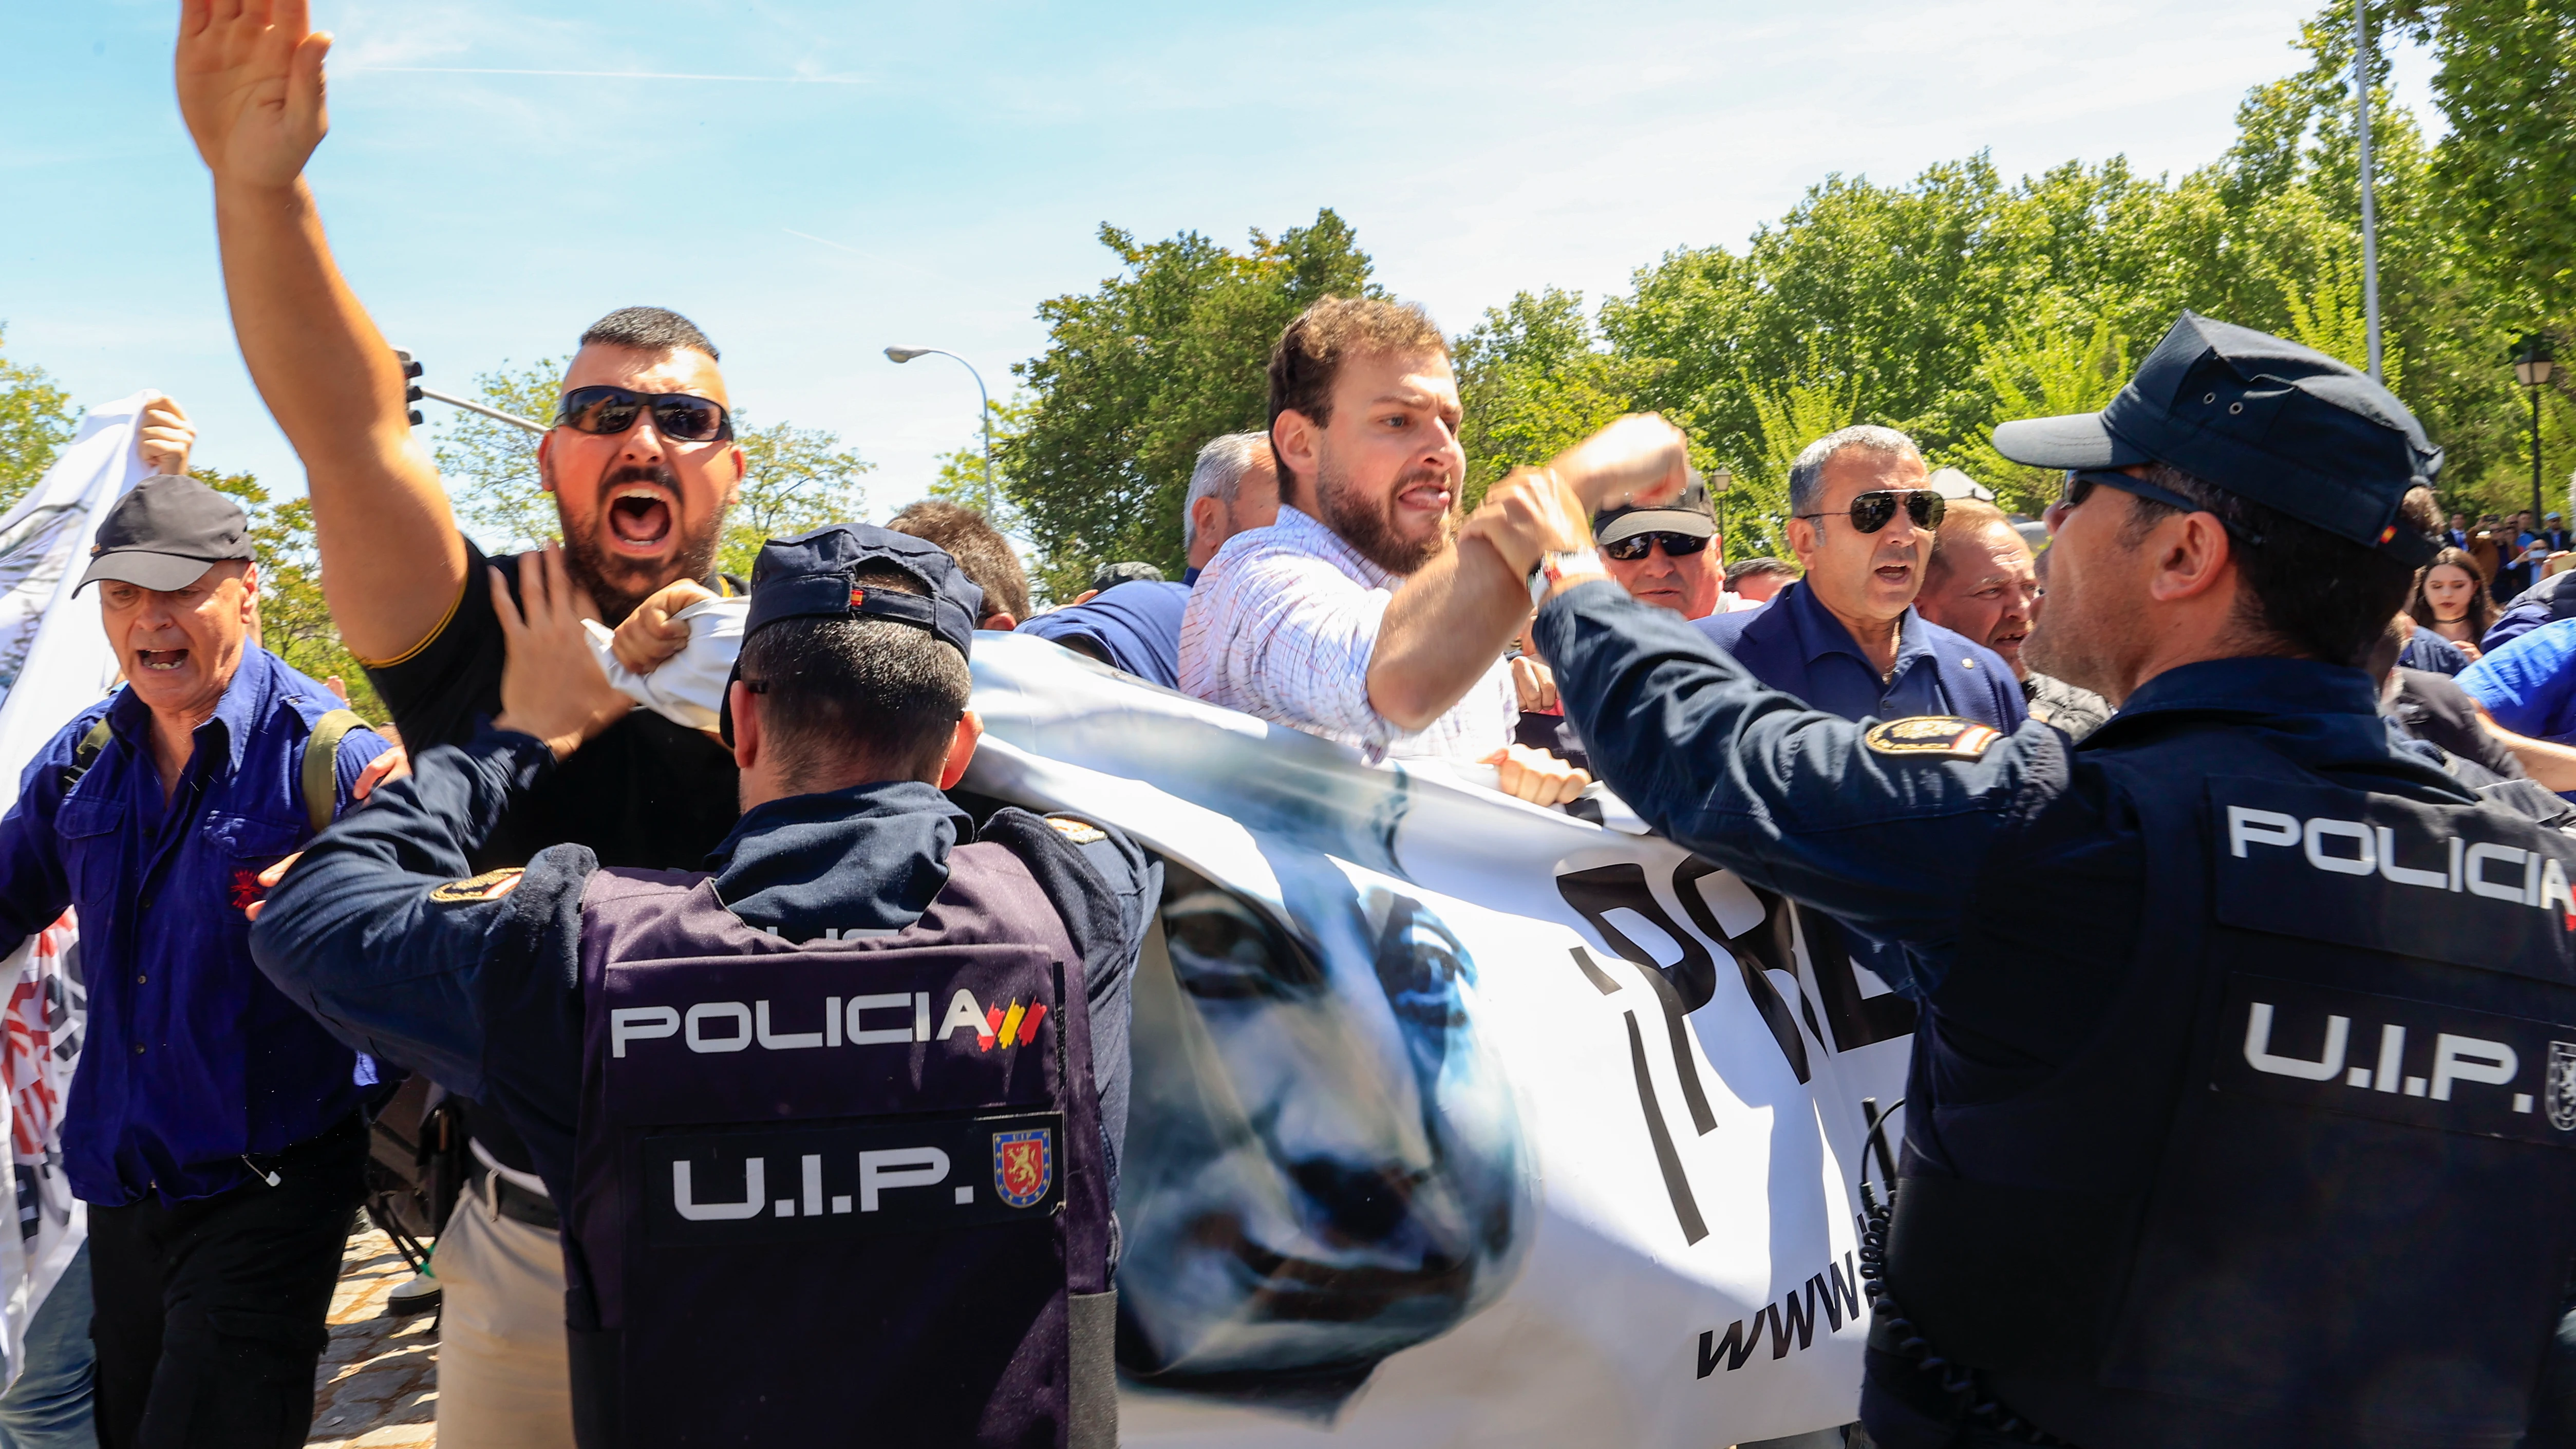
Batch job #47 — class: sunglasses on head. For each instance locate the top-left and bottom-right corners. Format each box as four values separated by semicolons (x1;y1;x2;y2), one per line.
1795;488;1944;535
1601;531;1713;562
555;385;734;443
2049;469;2265;545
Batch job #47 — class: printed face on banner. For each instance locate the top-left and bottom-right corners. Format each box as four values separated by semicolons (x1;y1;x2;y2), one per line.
1118;854;1530;1405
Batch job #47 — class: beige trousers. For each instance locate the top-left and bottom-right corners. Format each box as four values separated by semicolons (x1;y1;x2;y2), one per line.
433;1181;578;1448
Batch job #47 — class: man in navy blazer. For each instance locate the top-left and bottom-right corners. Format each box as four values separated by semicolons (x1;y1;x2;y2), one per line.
1697;425;2025;733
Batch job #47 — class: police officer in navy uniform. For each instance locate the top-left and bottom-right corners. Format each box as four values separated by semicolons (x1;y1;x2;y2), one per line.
247;528;1153;1449
1509;313;2576;1447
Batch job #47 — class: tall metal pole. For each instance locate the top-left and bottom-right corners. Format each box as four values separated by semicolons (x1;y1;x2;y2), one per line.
2535;383;2547;527
2354;0;2384;379
884;347;995;516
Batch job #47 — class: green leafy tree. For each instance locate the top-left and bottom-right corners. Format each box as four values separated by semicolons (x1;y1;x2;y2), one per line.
1950;321;2133;513
1000;210;1371;595
0;326;78;515
925;396;1031;540
2393;0;2576;318
1453;288;1669;511
430;359;559;552
717;421;873;579
1738;360;1861;555
195;467;386;721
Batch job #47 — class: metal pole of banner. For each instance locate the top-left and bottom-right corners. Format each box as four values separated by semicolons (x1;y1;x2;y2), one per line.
2355;0;2385;380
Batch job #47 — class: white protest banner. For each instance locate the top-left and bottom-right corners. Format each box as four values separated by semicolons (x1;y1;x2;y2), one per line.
962;632;1912;1447
0;393;153;1382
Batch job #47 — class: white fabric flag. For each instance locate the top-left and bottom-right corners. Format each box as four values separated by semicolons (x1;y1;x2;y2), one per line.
0;393;154;1382
0;393;155;814
961;634;1909;1447
573;611;1912;1442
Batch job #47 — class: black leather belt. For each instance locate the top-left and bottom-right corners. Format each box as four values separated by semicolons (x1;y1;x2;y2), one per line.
469;1159;560;1232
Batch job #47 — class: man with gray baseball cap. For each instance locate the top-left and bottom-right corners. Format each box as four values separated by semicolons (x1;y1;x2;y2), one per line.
0;465;402;1447
1521;311;2576;1447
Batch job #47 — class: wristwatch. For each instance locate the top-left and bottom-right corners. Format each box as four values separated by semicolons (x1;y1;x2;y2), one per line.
1528;548;1603;606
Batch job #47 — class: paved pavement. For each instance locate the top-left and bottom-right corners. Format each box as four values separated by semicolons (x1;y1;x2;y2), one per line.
306;1228;438;1447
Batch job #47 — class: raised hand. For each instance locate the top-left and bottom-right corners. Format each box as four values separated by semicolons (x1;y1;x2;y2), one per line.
136;394;197;476
491;547;635;761
1553;413;1693;515
176;0;333;187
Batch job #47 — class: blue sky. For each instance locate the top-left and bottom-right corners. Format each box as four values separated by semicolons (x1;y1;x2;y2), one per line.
3;1;2436;536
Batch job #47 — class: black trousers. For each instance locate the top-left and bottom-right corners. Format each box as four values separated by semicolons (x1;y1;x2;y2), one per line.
87;1114;366;1449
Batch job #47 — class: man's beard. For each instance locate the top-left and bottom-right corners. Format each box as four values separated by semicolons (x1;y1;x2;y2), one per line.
1314;455;1455;577
2021;604;2120;703
556;463;727;625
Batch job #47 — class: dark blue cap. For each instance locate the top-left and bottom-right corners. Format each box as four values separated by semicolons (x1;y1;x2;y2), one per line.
720;524;986;747
1991;311;2442;566
742;523;984;658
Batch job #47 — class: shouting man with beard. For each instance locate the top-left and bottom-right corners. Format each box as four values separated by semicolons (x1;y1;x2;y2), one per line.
1178;296;1603;804
178;6;744;1444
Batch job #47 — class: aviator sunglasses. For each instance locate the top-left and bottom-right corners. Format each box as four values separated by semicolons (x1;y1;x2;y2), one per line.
555;385;735;443
1794;488;1944;535
1601;531;1713;562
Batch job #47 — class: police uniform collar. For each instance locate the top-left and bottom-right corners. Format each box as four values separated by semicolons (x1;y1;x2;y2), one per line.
2083;657;2397;760
703;779;973;931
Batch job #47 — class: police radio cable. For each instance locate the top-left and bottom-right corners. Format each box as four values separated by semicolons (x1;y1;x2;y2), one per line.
1852;1097;2069;1447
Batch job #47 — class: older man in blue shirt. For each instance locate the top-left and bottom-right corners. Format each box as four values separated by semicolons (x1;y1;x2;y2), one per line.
0;475;393;1449
1697;426;2025;730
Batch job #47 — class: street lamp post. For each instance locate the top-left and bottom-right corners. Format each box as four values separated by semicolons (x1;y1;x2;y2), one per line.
885;346;994;516
2354;0;2383;378
2516;333;2555;525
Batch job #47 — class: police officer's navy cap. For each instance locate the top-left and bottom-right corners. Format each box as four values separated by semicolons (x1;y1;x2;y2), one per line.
741;523;984;658
1991;311;2443;566
75;474;257;593
721;524;985;747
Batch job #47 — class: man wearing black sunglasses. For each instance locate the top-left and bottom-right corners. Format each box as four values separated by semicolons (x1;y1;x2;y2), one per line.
1695;426;2025;734
1531;313;2576;1449
1591;476;1743;621
180;12;755;1445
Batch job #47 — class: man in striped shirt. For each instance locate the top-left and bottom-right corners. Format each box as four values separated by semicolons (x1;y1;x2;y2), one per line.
1181;298;1671;805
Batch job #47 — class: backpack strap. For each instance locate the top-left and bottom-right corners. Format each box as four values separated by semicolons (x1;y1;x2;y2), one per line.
300;708;367;833
57;718;114;793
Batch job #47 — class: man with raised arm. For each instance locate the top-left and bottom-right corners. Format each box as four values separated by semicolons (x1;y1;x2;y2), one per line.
176;5;748;1443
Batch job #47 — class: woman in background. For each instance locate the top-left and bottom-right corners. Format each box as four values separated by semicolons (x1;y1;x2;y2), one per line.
2409;547;2497;663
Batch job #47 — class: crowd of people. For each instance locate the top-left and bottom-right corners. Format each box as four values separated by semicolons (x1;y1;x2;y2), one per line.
0;5;2569;1449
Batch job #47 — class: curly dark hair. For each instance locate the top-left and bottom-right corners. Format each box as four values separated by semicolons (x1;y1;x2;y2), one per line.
2405;547;2496;641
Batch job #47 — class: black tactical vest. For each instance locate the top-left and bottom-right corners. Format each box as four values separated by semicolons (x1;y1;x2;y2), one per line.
566;841;1116;1448
1881;718;2576;1449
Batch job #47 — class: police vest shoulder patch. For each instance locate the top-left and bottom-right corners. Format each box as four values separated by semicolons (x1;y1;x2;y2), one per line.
1046;816;1108;845
1864;716;2002;760
429;869;525;905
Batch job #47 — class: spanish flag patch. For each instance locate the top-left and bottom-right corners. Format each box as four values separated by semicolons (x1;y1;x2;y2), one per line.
1863;716;2002;760
428;869;525;905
